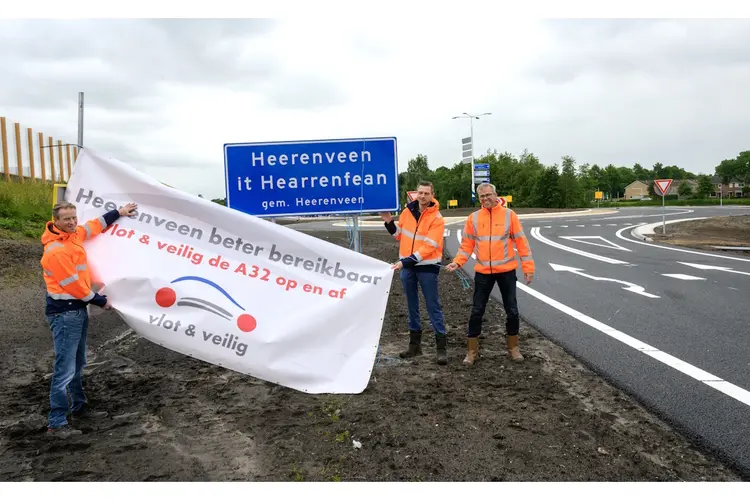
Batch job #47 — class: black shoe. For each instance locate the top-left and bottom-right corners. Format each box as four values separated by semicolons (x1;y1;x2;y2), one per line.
436;335;448;365
47;425;82;438
71;407;109;420
399;330;423;358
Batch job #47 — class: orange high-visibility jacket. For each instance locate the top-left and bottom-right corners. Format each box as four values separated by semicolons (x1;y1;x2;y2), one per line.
452;203;535;275
387;199;445;268
40;212;115;312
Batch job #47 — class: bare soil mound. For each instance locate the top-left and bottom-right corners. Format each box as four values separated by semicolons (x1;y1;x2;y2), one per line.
652;215;750;256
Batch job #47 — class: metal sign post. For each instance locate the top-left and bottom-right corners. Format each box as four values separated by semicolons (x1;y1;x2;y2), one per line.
654;179;673;235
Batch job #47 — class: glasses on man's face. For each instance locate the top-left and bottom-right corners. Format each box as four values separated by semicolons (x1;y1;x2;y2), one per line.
478;193;494;199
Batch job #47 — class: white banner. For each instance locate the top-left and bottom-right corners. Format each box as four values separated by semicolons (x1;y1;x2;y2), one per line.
64;149;393;394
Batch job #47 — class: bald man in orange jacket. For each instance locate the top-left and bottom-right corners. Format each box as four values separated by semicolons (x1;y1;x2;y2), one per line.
447;183;534;366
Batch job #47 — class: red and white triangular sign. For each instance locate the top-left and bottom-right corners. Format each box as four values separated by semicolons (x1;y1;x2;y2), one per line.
654;179;673;196
406;191;418;202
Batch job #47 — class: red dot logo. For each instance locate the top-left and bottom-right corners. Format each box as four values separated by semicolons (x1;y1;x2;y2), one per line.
237;314;257;333
155;287;176;307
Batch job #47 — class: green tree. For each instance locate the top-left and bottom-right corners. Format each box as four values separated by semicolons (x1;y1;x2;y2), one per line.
558;156;583;208
531;166;562;208
678;182;693;198
696;175;713;198
716;151;750;187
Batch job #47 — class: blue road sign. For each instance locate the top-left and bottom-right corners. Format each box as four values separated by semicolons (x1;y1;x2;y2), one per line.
224;137;399;217
474;163;490;170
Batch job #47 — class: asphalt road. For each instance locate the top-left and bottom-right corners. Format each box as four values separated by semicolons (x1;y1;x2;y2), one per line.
444;205;750;476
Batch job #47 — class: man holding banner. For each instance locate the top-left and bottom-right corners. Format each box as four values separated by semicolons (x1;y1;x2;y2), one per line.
446;182;534;366
380;181;448;365
41;200;138;437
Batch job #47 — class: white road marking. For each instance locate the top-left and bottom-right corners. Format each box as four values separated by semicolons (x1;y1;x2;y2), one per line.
593;224;601;227
607;224;617;226
559;236;633;252
560;225;568;228
530;227;630;265
549;263;659;298
661;273;706;281
615;225;750;263
592;209;694;221
544;226;552;229
576;224;585;227
514;282;750;407
679;262;750;277
452;229;750;407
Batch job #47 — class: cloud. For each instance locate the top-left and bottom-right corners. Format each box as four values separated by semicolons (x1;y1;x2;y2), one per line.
1;18;749;201
0;19;278;112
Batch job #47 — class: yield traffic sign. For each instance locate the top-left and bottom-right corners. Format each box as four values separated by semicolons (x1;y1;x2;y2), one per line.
654;179;673;196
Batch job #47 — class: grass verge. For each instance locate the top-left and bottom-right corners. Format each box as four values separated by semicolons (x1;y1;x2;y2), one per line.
0;180;53;240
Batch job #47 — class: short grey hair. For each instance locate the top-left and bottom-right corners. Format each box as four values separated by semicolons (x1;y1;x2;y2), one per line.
475;182;497;195
52;201;76;219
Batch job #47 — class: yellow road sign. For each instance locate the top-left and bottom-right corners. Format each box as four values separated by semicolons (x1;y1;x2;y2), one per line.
595;191;603;200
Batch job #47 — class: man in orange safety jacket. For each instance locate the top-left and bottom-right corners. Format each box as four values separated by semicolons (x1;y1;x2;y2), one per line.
446;182;534;365
380;181;448;365
40;199;137;437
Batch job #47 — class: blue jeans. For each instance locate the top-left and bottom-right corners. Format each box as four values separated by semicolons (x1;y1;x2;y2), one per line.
46;308;89;428
400;269;446;336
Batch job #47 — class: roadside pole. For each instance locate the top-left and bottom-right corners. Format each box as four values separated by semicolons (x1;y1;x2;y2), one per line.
352;215;361;253
77;91;84;150
654;179;673;235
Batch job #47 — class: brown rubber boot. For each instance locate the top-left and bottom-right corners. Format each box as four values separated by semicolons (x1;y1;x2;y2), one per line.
399;330;423;358
462;337;480;366
506;334;524;362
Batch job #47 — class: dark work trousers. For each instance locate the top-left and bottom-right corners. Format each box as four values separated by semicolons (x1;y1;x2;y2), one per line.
467;269;520;338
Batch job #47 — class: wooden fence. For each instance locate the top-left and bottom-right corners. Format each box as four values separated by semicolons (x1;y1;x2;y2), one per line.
0;116;79;184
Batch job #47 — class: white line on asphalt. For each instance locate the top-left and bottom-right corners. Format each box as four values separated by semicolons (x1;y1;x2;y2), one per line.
559;236;632;252
530;227;630;265
615;225;750;263
452;229;750;406
515;282;750;407
592;209;694;221
550;263;659;298
560;225;568;228
679;262;750;277
661;273;706;281
544;226;552;229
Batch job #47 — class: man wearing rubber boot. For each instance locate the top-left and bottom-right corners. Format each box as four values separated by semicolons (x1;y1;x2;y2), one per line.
446;183;534;365
380;181;448;365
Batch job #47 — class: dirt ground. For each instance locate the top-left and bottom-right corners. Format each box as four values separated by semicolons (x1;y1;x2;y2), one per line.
0;230;744;482
651;215;750;255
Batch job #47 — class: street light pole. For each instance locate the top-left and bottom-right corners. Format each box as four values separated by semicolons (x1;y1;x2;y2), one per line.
452;112;491;204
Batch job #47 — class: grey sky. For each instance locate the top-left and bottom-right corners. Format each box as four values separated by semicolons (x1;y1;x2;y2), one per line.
1;18;749;199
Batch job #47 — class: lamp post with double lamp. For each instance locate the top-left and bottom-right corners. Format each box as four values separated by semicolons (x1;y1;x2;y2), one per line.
452;112;491;203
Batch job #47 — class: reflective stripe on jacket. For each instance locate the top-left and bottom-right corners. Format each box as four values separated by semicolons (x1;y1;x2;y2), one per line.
40;211;116;309
390;199;445;268
452;203;535;275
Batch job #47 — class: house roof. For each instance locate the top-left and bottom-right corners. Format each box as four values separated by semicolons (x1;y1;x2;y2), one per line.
624;180;649;189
